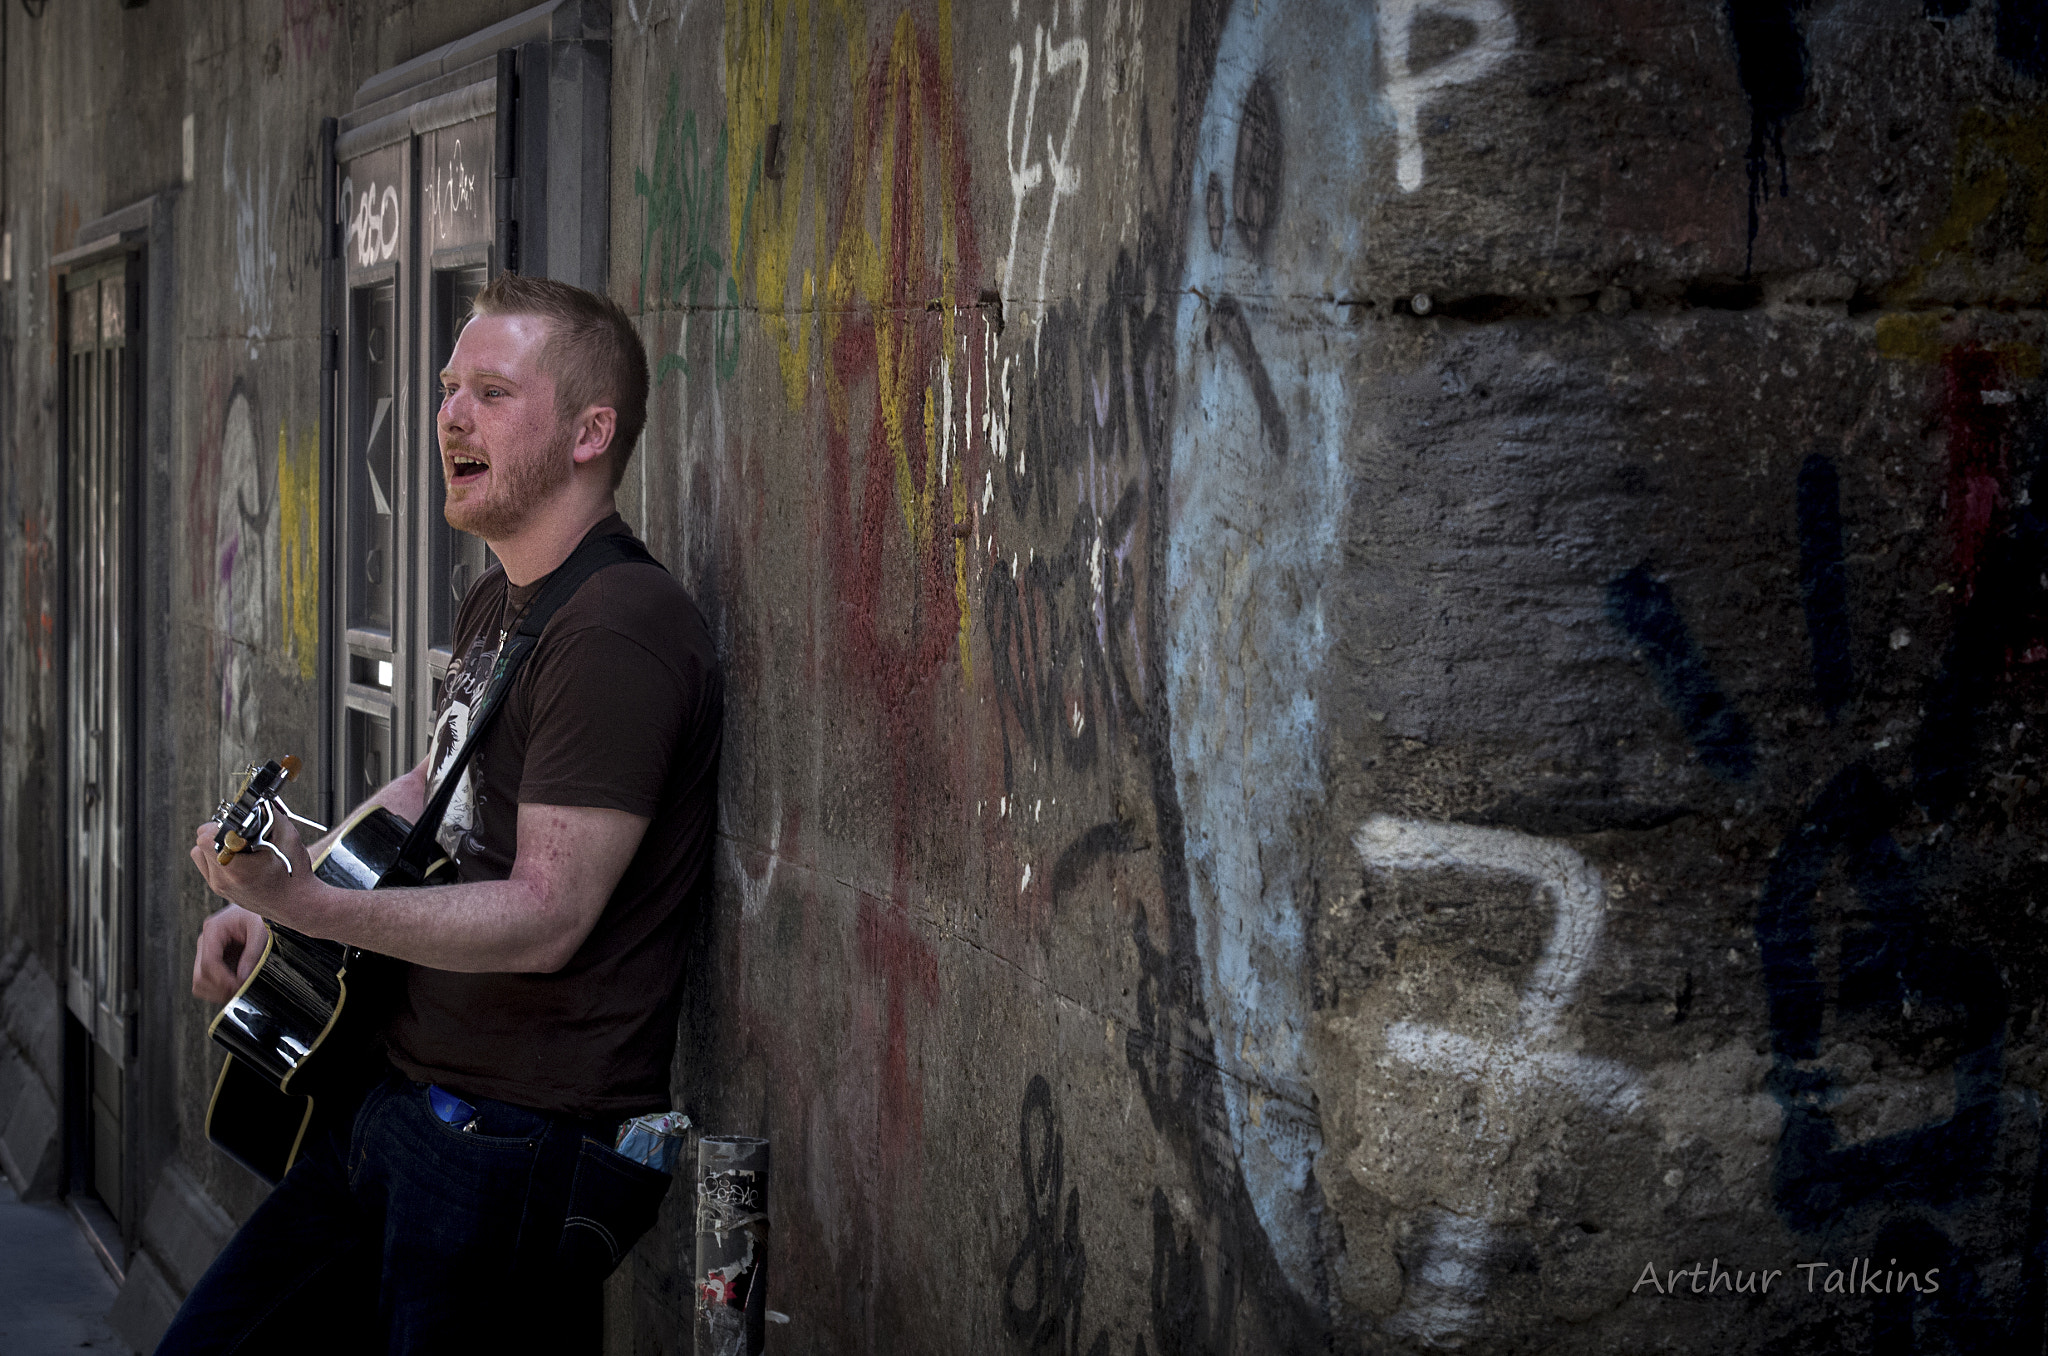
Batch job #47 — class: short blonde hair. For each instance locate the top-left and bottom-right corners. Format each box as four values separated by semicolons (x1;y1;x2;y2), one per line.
470;274;650;486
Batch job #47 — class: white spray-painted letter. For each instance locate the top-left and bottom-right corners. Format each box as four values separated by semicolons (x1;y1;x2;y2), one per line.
1380;0;1516;192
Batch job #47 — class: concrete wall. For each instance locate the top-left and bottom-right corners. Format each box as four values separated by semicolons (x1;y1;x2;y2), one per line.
3;0;2047;1351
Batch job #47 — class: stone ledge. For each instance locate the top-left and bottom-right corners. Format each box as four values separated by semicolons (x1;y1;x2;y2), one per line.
0;947;61;1091
139;1161;236;1296
0;1047;60;1200
107;1247;177;1355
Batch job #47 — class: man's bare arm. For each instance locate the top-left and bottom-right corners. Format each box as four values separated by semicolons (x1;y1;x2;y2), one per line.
190;801;649;974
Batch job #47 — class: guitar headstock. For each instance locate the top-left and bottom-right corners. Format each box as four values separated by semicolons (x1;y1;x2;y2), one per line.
213;756;304;867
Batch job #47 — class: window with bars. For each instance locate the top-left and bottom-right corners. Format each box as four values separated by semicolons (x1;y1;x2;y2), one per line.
62;257;136;1228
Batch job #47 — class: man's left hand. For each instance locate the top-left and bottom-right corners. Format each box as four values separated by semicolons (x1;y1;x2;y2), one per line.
190;814;316;925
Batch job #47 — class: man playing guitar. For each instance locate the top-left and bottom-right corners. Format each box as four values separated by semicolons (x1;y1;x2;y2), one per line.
160;275;722;1354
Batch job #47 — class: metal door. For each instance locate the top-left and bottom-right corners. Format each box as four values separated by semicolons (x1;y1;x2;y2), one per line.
63;260;135;1222
337;138;411;813
336;109;496;813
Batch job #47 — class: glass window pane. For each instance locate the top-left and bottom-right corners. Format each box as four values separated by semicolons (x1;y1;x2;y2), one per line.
428;265;491;649
348;283;397;634
343;706;393;815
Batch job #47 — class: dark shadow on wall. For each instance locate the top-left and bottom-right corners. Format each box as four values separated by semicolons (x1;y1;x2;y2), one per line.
1614;397;2048;1347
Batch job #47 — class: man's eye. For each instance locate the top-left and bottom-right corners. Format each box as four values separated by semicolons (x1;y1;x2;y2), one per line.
483;387;505;398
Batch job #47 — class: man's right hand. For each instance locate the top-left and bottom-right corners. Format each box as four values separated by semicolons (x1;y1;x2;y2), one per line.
192;904;268;1005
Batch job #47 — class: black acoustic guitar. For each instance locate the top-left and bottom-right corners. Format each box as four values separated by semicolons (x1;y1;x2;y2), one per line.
204;758;453;1183
203;533;664;1181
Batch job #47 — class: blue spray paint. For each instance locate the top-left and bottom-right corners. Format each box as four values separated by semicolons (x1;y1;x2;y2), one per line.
1605;563;1756;779
1796;454;1854;719
1162;0;1372;1301
1609;441;2044;1339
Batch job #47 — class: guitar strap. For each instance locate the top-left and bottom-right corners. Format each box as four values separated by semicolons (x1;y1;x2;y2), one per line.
383;529;664;886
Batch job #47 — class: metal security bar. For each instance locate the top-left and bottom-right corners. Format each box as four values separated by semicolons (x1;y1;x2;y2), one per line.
62;261;135;1064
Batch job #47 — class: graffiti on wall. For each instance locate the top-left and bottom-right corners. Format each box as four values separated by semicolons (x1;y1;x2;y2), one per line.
649;4;997;1330
343;176;401;268
982;241;1155;795
1603;414;2047;1340
1606;563;1757;780
635;78;739;383
816;8;985;684
277;424;319;682
224;121;279;358
1002;0;1088;311
1003;1076;1112;1356
1380;0;1516;193
1355;818;1646;1341
976;0;1336;1343
202;383;320;784
667;0;1340;1342
1603;81;2048;1315
666;0;2048;1347
279;0;341;64
222;122;324;358
721;0;844;407
1160;0;1374;1302
1724;0;1806;261
214;390;274;777
1723;0;2048;266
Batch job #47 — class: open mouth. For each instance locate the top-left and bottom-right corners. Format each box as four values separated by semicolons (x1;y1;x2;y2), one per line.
447;452;490;486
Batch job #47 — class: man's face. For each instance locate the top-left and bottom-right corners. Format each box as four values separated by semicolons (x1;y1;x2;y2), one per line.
437;311;575;541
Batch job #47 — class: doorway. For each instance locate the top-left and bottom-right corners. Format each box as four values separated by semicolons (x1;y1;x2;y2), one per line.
60;258;140;1249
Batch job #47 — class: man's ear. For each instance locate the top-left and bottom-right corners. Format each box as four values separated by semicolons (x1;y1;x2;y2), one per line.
571;406;618;467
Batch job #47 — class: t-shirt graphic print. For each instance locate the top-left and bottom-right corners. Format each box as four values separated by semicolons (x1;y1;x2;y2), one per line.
426;625;501;863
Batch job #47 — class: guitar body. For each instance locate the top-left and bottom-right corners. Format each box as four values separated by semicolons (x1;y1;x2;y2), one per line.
205;801;452;1183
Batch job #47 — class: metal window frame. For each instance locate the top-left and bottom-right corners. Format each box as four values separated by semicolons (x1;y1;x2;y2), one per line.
324;0;611;820
335;252;408;810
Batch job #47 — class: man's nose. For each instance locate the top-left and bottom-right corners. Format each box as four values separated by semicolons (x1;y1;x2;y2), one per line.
439;388;468;432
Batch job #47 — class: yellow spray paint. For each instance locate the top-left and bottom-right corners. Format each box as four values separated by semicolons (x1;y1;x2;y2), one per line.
724;0;979;681
1909;105;2048;290
725;0;871;407
277;424;320;681
1878;104;2048;367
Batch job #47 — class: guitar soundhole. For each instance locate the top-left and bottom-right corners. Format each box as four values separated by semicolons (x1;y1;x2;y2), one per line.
365;546;384;586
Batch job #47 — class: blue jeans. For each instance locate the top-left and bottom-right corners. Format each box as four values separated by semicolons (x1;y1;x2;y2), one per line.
156;1069;670;1355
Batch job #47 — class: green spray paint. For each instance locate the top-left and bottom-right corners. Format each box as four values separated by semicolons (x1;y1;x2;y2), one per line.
635;78;743;383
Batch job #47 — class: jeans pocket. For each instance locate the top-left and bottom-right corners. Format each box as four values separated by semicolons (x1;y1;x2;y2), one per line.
557;1135;675;1282
417;1085;550;1149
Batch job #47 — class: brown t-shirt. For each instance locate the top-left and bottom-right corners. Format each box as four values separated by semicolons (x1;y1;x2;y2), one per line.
384;514;722;1114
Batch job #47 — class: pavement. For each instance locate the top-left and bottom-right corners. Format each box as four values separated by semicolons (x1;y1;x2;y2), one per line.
0;1179;130;1354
